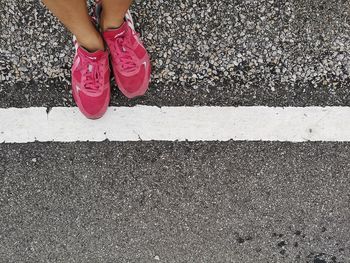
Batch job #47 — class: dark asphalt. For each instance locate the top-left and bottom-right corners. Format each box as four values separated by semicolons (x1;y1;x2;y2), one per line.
4;77;350;108
1;142;349;262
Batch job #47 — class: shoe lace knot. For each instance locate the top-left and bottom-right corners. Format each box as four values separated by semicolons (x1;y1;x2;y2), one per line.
114;30;138;73
83;59;103;92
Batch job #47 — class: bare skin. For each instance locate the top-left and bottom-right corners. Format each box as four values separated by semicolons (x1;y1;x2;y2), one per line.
42;0;133;52
100;0;133;31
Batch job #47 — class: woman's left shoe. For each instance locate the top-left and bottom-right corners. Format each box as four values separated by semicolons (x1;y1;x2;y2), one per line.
95;5;151;99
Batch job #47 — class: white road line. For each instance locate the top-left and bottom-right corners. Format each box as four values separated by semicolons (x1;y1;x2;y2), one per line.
0;106;350;143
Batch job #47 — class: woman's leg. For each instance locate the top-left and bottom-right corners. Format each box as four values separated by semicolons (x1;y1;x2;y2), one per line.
42;0;110;119
42;0;104;51
100;0;151;98
100;0;133;31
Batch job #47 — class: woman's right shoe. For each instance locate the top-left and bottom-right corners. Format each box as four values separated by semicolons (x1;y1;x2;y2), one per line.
71;38;111;119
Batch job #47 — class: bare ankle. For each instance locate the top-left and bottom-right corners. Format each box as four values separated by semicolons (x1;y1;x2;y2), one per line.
100;9;124;31
77;33;105;52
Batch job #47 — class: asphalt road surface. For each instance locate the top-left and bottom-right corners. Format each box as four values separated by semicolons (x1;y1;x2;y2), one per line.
1;142;350;262
1;0;350;262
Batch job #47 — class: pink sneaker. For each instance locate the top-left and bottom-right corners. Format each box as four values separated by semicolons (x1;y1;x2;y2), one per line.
98;8;151;98
71;39;110;119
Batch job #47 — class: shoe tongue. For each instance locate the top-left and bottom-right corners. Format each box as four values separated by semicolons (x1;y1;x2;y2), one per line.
78;47;105;61
103;22;128;39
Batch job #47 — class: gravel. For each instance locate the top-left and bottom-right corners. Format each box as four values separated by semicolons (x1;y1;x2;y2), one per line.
1;0;350;107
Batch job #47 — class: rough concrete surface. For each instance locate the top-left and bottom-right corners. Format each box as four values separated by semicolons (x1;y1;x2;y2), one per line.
1;0;350;107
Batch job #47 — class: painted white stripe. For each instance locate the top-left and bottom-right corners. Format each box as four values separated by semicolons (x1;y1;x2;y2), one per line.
1;106;350;143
